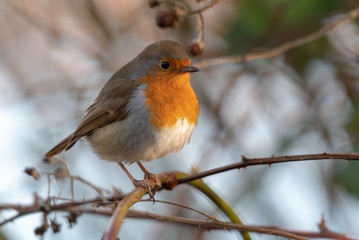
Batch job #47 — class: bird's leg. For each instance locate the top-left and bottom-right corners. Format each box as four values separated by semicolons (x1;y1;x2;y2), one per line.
117;163;159;199
118;162;137;183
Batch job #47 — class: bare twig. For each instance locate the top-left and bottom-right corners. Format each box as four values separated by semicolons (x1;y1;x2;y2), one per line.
78;207;357;240
2;201;354;240
101;187;146;240
128;210;355;240
177;152;359;184
195;7;359;69
198;12;205;42
0;194;124;227
140;199;213;219
3;152;359;239
174;171;250;240
128;210;308;240
189;0;223;15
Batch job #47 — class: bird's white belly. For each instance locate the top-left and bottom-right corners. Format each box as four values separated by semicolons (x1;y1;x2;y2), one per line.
152;118;195;158
87;117;195;164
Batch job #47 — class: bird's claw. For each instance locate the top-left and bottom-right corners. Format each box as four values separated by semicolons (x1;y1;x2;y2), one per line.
132;174;161;199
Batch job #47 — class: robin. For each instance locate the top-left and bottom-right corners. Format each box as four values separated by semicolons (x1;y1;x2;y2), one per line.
44;40;199;194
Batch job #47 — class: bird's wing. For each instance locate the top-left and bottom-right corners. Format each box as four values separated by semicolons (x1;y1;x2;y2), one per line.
68;97;128;145
44;79;141;160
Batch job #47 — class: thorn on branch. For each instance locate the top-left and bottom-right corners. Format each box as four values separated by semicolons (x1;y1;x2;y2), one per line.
24;167;40;180
318;216;329;234
191;164;200;174
112;187;124;199
242;155;250;163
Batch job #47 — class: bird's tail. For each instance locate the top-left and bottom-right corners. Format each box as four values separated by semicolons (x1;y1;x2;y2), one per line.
43;134;76;161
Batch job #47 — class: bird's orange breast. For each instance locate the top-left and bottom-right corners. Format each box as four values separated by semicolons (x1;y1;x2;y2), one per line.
138;71;198;128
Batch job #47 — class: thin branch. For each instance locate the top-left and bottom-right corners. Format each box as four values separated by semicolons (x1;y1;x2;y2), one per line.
2;201;353;240
140;199;213;220
3;152;359;239
174;171;250;240
101;187;146;240
127;210;354;240
86;0;112;40
198;12;205;42
71;175;109;198
189;0;223;15
195;7;359;69
128;210;308;240
64;207;308;240
0;195;123;227
177;152;359;184
75;208;356;240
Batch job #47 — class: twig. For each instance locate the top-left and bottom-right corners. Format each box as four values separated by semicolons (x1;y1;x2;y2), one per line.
84;208;355;240
198;12;205;42
44;168;109;199
0;195;123;227
4;152;359;239
177;152;359;184
86;0;112;40
2;202;353;240
174;171;250;240
140;199;213;220
129;210;308;240
189;0;223;15
101;187;146;240
81;207;307;240
128;210;356;240
195;7;359;69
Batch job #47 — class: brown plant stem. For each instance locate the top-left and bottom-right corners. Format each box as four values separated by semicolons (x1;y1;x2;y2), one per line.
195;7;359;69
174;171;250;240
101;187;146;240
189;0;223;15
177;152;359;184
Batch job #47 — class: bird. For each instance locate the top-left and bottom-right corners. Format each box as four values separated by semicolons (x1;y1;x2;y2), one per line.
44;40;199;195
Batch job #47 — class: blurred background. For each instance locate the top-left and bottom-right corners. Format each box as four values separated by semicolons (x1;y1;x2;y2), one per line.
1;0;359;239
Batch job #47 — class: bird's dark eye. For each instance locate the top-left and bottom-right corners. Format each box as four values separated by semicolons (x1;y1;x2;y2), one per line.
160;61;170;69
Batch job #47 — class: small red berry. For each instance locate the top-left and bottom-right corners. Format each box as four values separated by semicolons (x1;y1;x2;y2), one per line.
156;9;179;28
189;42;205;56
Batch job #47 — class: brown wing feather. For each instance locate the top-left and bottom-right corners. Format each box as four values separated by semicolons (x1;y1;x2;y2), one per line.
44;134;74;160
44;78;141;160
66;98;128;147
44;99;128;160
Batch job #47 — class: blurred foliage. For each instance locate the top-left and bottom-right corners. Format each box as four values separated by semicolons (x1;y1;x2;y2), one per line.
286;38;330;75
0;231;8;240
346;101;359;148
338;102;359;199
226;0;345;53
224;0;359;201
335;162;359;198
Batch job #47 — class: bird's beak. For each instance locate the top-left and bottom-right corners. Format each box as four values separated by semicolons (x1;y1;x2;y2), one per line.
179;65;200;73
